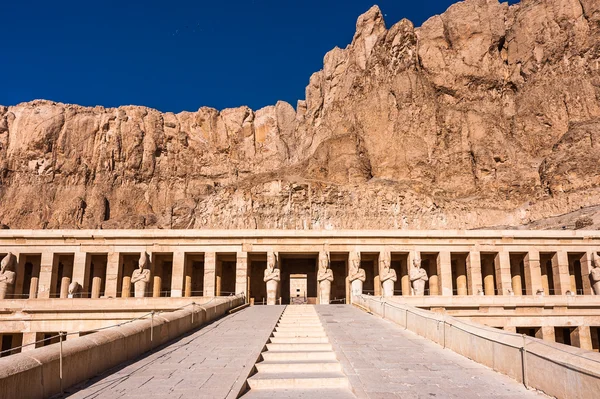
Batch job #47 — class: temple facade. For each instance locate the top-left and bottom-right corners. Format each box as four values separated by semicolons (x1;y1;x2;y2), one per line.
0;229;599;354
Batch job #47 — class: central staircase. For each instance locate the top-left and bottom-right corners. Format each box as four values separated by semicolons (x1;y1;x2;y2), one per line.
241;305;356;398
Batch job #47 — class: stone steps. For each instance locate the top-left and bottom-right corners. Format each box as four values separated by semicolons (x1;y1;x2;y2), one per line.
241;305;356;398
266;342;333;351
247;372;349;389
261;351;337;361
255;360;342;373
272;331;327;338
241;388;357;399
269;336;329;344
275;326;325;332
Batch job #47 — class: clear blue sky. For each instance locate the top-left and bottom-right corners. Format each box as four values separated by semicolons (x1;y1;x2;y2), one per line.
0;0;518;113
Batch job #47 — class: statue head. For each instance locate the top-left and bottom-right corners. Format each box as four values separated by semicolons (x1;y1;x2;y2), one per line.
68;281;81;294
594;252;600;268
413;257;421;268
319;252;329;271
350;252;361;272
138;252;149;270
1;252;14;272
381;252;391;271
267;252;277;272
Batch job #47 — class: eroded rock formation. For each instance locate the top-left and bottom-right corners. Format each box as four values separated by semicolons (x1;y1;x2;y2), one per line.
1;0;600;230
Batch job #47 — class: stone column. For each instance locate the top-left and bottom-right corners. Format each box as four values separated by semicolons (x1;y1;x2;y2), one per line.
510;255;523;296
72;251;89;297
428;255;439;296
235;252;249;297
524;250;542;295
59;259;73;299
482;257;495;296
438;252;452;296
494;252;512;295
535;326;556;343
121;275;131;298
571;326;593;350
401;253;410;296
29;261;41;299
580;251;594;295
466;251;482;295
455;256;468;295
90;260;103;299
552;251;571;295
566;254;579;294
504;326;517;333
36;252;56;299
59;276;71;298
104;252;120;298
152;254;162;298
184;256;193;297
204;252;216;297
170;251;186;298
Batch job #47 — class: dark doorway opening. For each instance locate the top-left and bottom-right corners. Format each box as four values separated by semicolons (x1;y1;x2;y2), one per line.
280;255;317;305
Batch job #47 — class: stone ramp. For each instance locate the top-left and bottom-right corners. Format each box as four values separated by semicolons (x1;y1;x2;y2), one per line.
242;305;356;398
316;305;547;399
59;306;284;399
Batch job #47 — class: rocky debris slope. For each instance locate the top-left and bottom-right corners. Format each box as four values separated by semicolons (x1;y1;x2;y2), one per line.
1;0;600;230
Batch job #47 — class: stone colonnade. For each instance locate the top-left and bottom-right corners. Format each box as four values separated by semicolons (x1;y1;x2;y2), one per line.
0;247;597;301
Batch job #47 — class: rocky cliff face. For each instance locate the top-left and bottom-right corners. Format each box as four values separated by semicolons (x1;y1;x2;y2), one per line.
2;0;600;230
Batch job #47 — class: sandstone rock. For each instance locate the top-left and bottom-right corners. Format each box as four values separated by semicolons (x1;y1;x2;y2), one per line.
1;0;600;230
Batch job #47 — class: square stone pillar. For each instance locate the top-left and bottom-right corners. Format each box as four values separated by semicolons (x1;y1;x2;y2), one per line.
580;251;594;295
571;326;593;350
466;251;482;295
401;252;411;296
36;252;56;299
14;253;26;297
104;252;120;298
21;332;39;352
215;257;223;296
524;250;542;295
504;326;517;333
552;251;571;295
373;253;382;297
535;326;556;343
494;252;512;296
72;251;90;296
235;252;249;297
437;252;453;296
170;251;186;298
204;252;216;297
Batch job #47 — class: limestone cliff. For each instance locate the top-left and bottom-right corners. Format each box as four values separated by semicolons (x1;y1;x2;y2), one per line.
2;0;600;230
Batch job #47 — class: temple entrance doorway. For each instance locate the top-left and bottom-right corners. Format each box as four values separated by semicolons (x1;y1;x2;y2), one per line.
280;254;318;304
290;274;308;304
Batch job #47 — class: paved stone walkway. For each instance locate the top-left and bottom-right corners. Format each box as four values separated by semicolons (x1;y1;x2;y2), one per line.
316;305;547;399
60;306;284;399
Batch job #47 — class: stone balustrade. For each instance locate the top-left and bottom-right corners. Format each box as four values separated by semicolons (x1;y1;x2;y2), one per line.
355;295;600;399
0;295;244;399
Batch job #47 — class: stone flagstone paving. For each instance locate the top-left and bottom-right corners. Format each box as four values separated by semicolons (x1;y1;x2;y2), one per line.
58;304;549;399
59;306;284;399
316;305;548;399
